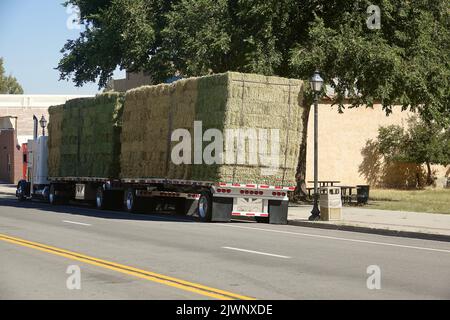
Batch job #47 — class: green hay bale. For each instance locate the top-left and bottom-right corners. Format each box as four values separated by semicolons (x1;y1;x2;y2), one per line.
47;93;124;178
47;104;64;177
120;72;306;186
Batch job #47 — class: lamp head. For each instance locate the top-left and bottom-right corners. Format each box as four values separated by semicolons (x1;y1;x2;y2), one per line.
310;70;324;93
39;115;47;129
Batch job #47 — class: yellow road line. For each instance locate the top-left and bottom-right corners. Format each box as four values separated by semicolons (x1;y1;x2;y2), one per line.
0;233;254;300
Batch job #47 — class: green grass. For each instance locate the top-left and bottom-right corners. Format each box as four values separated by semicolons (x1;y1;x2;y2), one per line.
366;188;450;214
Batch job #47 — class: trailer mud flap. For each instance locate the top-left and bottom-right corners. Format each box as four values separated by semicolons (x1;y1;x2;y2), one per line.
268;200;288;224
212;197;233;222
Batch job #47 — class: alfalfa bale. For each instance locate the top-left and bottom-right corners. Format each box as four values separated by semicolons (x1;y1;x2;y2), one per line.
188;72;304;186
120;72;305;186
47;93;124;178
47;104;64;177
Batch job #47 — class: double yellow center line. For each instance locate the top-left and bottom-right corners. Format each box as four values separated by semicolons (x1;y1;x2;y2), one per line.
0;233;254;300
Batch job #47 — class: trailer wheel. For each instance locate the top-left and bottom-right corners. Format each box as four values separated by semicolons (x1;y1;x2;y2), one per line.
124;188;138;213
49;184;58;205
96;187;109;210
16;180;29;201
198;192;212;222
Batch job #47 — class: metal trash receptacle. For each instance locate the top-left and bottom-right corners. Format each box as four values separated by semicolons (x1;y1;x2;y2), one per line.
320;187;342;221
356;185;370;204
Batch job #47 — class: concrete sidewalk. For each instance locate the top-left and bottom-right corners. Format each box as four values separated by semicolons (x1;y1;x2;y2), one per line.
288;204;450;242
0;184;15;196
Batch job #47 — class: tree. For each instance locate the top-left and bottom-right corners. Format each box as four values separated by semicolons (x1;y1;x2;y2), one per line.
377;117;450;185
57;0;450;193
0;58;23;94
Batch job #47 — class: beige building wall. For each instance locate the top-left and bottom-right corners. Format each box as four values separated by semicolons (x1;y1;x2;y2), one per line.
305;104;449;188
0;94;93;144
107;71;152;92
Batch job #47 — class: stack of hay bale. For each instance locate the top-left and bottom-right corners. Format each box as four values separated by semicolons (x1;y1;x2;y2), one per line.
47;93;124;178
48;72;305;185
121;78;198;179
121;72;305;186
47;104;64;177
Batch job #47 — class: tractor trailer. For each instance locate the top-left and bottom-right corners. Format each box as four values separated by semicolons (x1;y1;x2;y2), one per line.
16;72;306;224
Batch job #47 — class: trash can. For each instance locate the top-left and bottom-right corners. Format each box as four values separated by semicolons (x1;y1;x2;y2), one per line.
319;187;342;221
356;185;370;204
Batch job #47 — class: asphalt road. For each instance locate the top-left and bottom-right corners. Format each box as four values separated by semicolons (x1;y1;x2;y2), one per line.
0;194;449;300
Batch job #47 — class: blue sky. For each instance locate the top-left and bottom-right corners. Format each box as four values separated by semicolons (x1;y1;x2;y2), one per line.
0;0;124;94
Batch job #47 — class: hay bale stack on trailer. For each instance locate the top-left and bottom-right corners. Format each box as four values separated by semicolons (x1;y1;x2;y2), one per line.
121;72;305;186
40;72;305;223
47;93;124;178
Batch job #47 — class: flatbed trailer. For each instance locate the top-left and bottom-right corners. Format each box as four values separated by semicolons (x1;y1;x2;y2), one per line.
16;123;293;225
45;176;293;224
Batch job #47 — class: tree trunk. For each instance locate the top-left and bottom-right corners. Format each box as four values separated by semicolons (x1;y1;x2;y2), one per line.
426;161;433;186
416;171;423;189
294;104;311;199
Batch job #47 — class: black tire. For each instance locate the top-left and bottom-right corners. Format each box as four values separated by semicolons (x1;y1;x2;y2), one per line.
49;184;58;205
16;180;28;201
255;216;269;223
123;188;138;213
96;187;109;210
197;191;213;222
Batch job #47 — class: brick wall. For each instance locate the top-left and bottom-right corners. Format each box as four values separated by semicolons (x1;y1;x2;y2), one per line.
0;129;22;184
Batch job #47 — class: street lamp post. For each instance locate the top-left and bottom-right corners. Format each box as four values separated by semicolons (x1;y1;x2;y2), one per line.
39;115;47;136
308;71;324;221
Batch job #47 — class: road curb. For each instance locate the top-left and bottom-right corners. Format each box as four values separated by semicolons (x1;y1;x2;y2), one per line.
288;220;450;243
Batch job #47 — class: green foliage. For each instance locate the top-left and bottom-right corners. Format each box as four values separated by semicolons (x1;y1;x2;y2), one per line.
376;117;450;184
405;118;449;167
163;0;231;76
58;0;157;87
58;0;449;126
290;0;450;126
0;58;24;94
377;125;407;162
